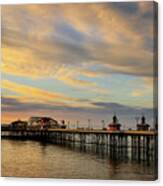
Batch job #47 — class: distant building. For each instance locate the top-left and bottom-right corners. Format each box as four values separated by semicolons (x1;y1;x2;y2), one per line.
107;115;121;131
28;116;60;129
11;120;28;129
1;124;12;131
61;120;67;129
137;116;150;131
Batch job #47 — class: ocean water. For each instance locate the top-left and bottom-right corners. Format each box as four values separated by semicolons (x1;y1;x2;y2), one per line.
1;139;157;180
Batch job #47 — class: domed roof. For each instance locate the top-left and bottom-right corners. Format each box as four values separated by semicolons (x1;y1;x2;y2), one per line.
108;115;121;127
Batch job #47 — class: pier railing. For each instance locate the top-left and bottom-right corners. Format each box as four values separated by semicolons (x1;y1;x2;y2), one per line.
1;128;157;146
1;127;158;162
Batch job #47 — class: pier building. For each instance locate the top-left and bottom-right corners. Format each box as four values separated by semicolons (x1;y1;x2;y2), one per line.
137;116;150;131
107;115;121;131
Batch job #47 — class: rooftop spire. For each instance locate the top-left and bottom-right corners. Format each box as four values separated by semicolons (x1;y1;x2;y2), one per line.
141;115;146;125
113;114;117;123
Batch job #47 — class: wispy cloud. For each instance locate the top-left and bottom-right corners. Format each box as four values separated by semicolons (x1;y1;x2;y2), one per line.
1;2;155;123
131;77;154;98
2;79;78;103
2;2;155;81
2;79;101;109
2;96;153;117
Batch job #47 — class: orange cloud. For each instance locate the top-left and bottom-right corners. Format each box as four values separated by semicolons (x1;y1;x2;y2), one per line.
2;79;78;103
131;77;154;100
2;2;155;103
132;90;145;97
2;3;154;79
2;80;101;110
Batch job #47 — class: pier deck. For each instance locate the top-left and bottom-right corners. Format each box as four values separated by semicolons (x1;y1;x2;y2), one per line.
1;127;158;161
48;128;157;135
1;127;157;135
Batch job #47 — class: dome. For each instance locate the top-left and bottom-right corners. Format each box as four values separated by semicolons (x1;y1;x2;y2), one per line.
107;115;121;131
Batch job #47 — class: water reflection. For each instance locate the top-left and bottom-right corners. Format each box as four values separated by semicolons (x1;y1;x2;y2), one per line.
54;140;157;164
2;139;157;180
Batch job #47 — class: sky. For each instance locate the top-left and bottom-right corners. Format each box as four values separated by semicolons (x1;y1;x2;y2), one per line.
1;2;157;126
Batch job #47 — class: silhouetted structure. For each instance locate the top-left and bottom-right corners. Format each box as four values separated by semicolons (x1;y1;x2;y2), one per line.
28;116;59;129
107;115;121;131
11;120;27;130
2;118;158;163
137;116;150;131
61;120;67;129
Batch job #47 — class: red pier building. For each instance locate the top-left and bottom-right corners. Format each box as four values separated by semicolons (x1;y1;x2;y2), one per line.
107;115;121;131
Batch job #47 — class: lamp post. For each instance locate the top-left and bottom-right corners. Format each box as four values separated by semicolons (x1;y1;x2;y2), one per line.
135;117;140;125
88;119;91;130
76;120;79;129
67;121;70;129
101;120;105;129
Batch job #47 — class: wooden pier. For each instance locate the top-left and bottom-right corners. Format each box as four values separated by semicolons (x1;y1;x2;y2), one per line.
1;128;158;161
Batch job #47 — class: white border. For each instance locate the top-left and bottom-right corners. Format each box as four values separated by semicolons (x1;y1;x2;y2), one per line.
0;0;162;186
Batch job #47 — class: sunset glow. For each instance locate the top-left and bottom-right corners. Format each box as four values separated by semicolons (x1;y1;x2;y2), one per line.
1;2;156;124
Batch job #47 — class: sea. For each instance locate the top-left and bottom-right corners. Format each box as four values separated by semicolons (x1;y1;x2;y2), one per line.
1;139;157;180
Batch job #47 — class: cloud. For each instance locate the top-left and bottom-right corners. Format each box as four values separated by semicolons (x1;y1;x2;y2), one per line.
2;95;153;115
1;96;95;114
2;79;103;109
2;79;79;103
2;2;156;85
53;65;108;94
91;101;153;114
131;77;154;98
132;90;146;97
1;2;155;123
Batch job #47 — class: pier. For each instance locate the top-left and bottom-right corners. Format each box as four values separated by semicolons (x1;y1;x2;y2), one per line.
1;127;158;162
1;114;158;163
